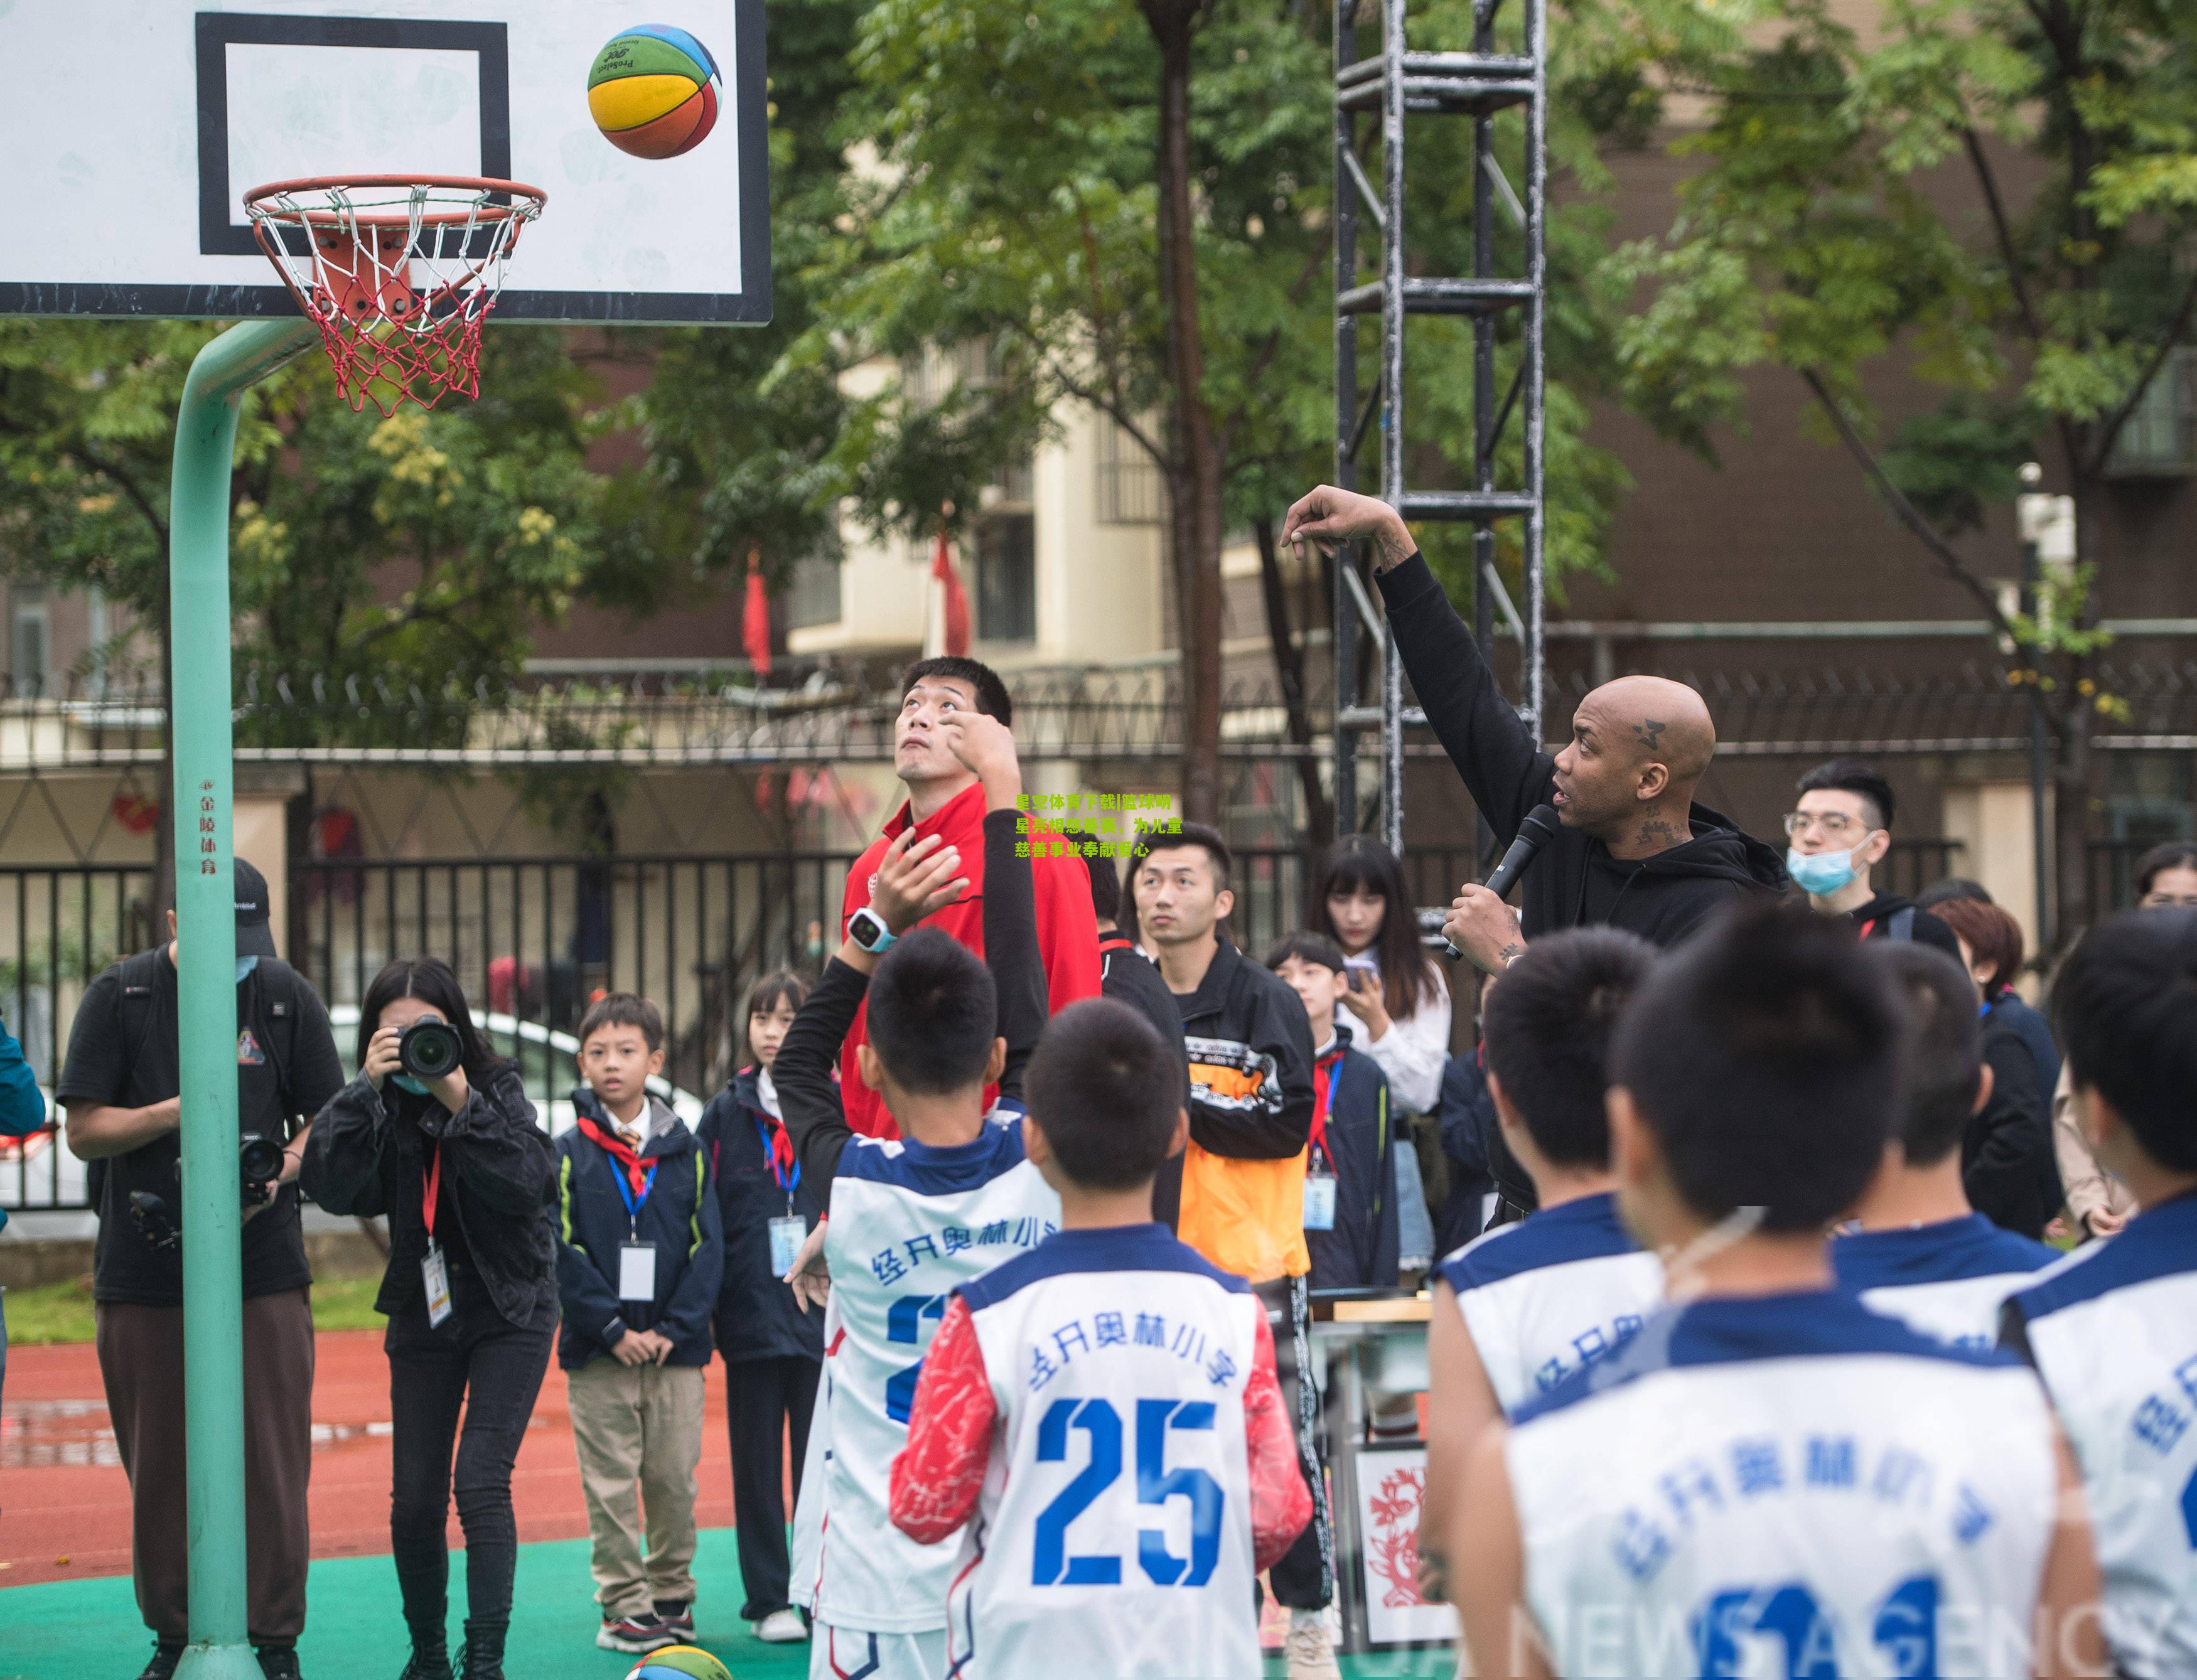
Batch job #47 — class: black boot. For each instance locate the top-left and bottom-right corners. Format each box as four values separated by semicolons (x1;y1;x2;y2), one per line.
459;1620;506;1680
395;1645;452;1680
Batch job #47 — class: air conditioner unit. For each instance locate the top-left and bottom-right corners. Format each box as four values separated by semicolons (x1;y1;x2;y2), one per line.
2106;345;2197;478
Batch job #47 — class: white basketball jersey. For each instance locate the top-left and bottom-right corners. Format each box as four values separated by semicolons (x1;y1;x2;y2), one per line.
805;1112;1063;1634
1434;1192;1665;1415
1832;1212;2058;1350
1505;1291;2059;1680
2007;1192;2197;1678
945;1224;1265;1680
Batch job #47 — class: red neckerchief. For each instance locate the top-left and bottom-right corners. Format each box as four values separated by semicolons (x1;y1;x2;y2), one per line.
746;1069;797;1179
1309;1042;1345;1160
574;1113;653;1199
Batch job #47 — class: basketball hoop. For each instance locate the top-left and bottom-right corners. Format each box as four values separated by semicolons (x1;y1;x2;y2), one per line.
244;174;547;415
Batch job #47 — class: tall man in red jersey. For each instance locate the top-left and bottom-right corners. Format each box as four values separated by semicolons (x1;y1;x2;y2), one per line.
836;657;1102;1137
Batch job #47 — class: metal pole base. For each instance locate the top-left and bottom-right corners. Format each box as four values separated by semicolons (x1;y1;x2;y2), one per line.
175;1642;276;1680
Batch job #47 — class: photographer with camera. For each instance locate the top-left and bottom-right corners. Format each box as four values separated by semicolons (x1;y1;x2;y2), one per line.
58;860;346;1680
299;958;556;1680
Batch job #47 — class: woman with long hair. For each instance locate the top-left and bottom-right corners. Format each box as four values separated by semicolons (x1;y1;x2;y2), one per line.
1309;835;1453;1263
301;958;556;1680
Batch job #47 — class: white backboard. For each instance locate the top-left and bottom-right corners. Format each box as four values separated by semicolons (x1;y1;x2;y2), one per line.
0;3;770;324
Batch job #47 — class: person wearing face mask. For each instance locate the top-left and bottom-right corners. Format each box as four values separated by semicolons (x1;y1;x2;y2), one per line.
59;859;346;1680
1786;759;1965;963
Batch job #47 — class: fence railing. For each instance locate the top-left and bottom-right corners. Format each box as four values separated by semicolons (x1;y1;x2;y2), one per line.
0;833;1970;1214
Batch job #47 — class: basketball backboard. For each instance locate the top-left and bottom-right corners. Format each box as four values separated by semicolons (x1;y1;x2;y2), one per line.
0;2;769;324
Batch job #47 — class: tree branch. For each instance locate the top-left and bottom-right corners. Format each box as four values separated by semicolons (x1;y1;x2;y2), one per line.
2087;263;2197;477
1799;367;2021;641
1960;126;2041;343
72;444;170;552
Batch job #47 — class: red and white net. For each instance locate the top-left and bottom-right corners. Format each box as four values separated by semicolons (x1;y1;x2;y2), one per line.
244;175;546;416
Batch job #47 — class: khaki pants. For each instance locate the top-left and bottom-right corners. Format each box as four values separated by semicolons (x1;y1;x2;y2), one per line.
566;1357;706;1618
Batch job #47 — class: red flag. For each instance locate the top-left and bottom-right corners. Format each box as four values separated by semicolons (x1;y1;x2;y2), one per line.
742;544;772;675
932;522;970;657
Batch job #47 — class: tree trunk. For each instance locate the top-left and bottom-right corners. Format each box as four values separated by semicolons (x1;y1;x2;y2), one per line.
1252;515;1333;845
1145;1;1225;830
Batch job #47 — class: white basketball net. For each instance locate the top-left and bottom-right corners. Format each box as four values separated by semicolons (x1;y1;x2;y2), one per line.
245;178;546;415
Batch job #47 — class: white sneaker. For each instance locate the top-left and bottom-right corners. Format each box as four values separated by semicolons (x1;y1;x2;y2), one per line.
1284;1615;1343;1680
754;1608;809;1644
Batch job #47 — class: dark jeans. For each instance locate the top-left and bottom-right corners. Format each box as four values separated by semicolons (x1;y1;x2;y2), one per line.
1256;1274;1333;1611
385;1280;555;1651
724;1353;819;1619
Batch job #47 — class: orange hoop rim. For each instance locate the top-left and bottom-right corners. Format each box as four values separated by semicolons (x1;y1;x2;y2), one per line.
242;174;549;230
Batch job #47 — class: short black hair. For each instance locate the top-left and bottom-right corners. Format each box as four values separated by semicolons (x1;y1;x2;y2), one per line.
1264;931;1348;975
1611;904;1900;1231
1058;827;1119;924
1877;944;1984;1167
1797;757;1898;831
902;656;1012;727
2052;909;2197;1174
1026;999;1184;1190
864;927;999;1096
1483;928;1658;1169
1915;877;1993;911
1137;821;1232;891
578;992;664;1054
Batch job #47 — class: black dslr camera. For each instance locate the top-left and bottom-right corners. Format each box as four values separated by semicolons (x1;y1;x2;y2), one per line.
130;1131;289;1248
398;1017;464;1083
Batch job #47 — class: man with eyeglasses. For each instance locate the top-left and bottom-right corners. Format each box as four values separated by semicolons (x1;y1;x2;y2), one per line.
1787;757;1964;961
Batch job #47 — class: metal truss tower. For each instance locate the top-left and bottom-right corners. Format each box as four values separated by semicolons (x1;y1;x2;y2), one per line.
1330;0;1548;853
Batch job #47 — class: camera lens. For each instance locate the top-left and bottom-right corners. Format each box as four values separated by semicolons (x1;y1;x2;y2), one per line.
399;1019;463;1081
239;1132;285;1184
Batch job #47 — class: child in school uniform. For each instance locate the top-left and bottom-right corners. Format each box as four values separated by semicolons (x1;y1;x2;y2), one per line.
693;971;821;1645
889;998;1313;1679
1264;933;1400;1292
555;993;724;1656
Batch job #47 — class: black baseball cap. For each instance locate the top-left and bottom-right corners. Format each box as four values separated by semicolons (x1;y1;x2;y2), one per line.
234;859;277;958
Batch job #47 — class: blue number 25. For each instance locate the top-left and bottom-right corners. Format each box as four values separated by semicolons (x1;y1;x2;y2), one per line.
1031;1396;1225;1588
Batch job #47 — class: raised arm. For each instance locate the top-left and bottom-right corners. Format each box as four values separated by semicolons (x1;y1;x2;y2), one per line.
1282;484;1550;840
940;711;1046;1105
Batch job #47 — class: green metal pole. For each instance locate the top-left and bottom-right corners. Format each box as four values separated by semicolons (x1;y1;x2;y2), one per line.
169;318;316;1680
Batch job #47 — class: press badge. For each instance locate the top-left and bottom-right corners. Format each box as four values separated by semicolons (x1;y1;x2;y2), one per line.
1303;1169;1338;1232
421;1243;453;1328
768;1216;807;1278
619;1241;658;1301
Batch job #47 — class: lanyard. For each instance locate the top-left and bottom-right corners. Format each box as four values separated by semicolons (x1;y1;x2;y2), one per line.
754;1110;800;1204
576;1115;659;1230
421;1140;443;1244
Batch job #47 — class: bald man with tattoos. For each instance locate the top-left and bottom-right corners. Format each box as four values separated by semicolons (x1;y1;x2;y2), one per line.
1281;486;1785;974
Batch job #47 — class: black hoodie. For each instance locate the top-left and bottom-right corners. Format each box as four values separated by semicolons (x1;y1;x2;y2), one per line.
1377;553;1786;944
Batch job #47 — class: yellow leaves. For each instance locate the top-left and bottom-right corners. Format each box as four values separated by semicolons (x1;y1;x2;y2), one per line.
516;506;559;545
77;493;115;515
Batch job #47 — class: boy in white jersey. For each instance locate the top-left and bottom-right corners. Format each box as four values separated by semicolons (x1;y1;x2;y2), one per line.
2003;909;2197;1677
889;998;1311;1679
773;712;1064;1680
1445;907;2104;1679
1834;944;2057;1348
1421;929;1665;1598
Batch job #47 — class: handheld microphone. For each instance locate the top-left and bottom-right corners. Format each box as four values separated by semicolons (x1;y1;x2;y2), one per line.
1443;802;1560;963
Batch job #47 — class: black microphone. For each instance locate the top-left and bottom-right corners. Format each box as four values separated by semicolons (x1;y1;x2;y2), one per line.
1443;803;1560;963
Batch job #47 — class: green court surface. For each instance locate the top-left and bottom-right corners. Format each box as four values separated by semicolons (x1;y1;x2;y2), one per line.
0;1529;1452;1679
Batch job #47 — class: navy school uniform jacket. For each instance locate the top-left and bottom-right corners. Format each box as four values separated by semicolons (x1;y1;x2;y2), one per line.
1306;1029;1402;1292
554;1088;723;1369
694;1066;825;1364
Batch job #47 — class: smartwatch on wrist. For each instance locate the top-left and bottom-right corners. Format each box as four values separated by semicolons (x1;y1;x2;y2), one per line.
847;907;898;956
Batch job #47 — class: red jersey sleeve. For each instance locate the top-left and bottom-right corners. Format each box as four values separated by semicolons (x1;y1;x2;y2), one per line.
889;1295;997;1545
1244;1307;1313;1571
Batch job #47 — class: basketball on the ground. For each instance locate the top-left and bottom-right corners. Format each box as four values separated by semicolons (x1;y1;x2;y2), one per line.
587;25;721;159
625;1647;733;1680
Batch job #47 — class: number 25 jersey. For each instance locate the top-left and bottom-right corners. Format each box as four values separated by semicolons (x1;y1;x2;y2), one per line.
1504;1290;2059;1679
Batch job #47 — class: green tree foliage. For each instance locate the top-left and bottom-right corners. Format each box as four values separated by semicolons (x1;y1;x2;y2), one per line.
1604;0;2197;945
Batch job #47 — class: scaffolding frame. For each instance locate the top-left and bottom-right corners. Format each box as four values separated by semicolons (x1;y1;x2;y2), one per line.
1330;0;1548;852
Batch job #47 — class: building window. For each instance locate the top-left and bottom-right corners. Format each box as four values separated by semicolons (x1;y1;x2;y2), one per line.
10;582;49;698
975;514;1036;644
1095;414;1164;524
2107;346;2197;477
785;552;841;632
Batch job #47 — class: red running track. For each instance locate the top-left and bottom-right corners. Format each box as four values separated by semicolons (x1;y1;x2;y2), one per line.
0;1329;763;1589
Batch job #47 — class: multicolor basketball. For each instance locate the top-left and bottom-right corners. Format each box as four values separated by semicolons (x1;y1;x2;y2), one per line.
588;25;722;159
624;1647;732;1680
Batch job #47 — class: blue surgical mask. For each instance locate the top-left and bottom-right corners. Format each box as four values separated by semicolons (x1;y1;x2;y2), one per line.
392;1073;431;1096
235;954;261;985
1786;843;1867;897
